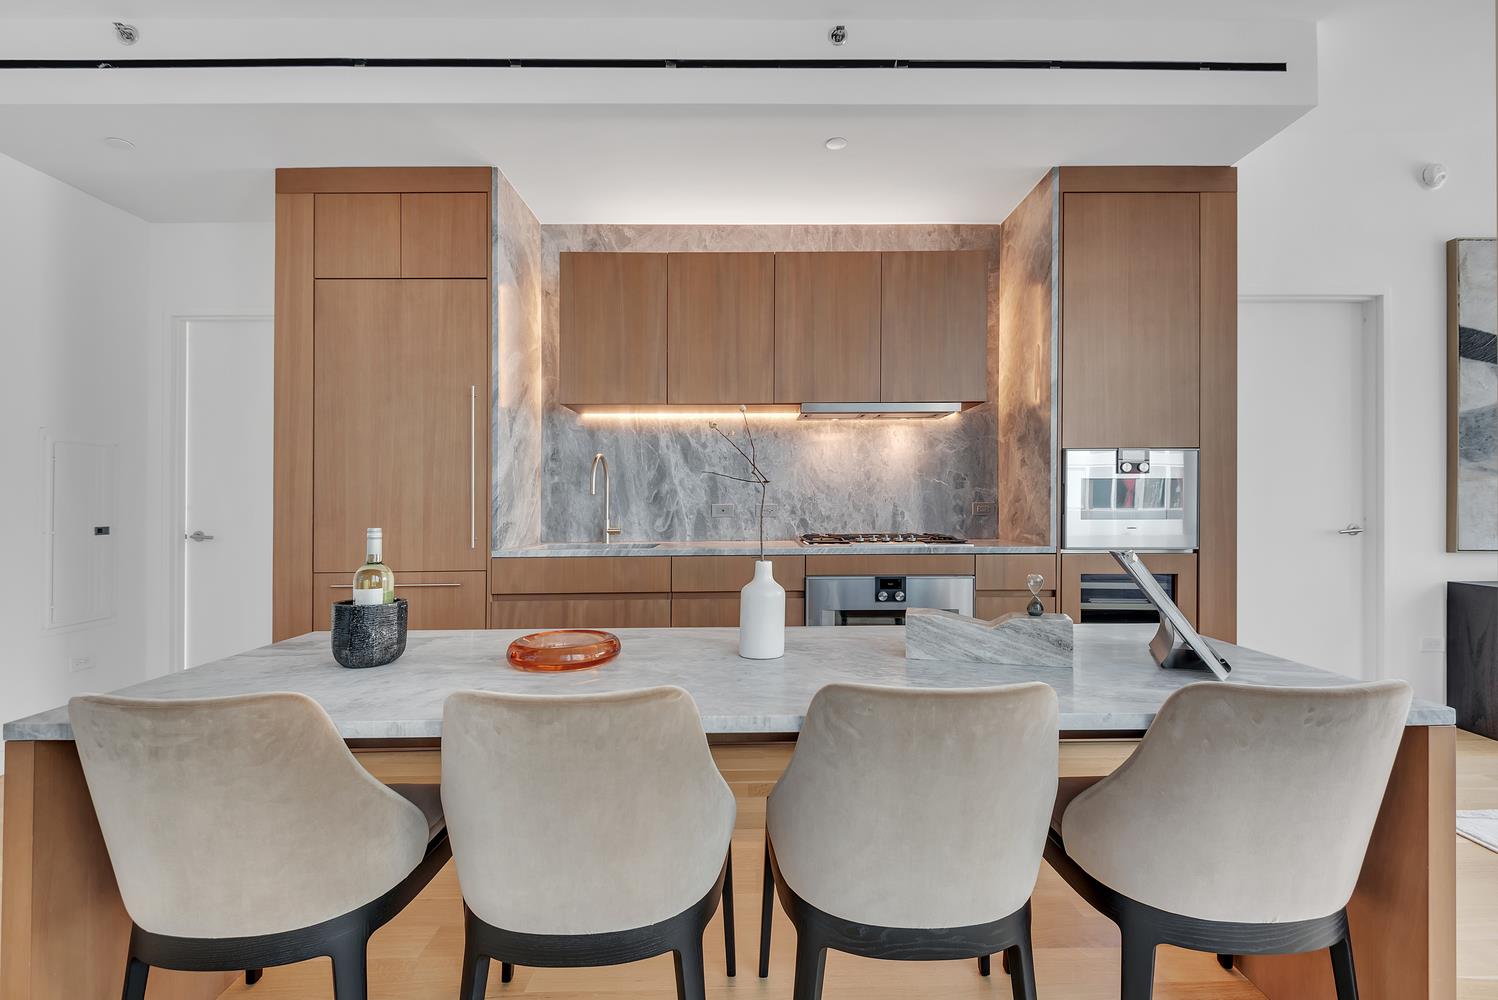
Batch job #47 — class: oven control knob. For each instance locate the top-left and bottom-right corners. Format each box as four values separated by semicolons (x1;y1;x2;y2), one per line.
894;591;906;602
877;591;889;601
1119;461;1134;473
1138;461;1150;473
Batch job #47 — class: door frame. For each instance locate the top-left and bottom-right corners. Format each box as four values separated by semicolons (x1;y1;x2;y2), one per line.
165;312;274;673
1238;294;1387;680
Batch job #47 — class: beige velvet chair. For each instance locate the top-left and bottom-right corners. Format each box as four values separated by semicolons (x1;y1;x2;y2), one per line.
442;686;737;1000
68;692;450;1000
759;682;1060;1000
1045;680;1413;1000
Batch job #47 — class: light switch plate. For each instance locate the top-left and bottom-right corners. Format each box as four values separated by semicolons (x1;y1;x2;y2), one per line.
710;503;735;518
1420;637;1445;653
760;504;781;518
972;501;996;516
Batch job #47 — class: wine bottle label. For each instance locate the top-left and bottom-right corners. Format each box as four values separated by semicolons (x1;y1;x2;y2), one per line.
352;587;384;606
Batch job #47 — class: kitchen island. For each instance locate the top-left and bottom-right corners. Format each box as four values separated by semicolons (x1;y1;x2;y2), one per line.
2;625;1455;1000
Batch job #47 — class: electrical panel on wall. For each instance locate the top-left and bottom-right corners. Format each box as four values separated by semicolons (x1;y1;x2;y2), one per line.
45;435;117;630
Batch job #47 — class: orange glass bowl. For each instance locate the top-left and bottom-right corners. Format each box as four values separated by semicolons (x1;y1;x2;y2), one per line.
507;629;622;672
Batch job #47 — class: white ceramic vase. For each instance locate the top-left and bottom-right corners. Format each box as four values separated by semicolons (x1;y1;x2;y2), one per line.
739;560;786;659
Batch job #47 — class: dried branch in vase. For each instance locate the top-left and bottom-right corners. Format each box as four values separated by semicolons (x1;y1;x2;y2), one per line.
701;404;772;561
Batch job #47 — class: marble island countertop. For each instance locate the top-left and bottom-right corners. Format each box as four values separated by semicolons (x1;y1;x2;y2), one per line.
491;538;1053;557
5;625;1452;741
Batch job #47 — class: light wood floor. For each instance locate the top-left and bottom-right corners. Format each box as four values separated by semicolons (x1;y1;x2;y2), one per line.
4;731;1496;999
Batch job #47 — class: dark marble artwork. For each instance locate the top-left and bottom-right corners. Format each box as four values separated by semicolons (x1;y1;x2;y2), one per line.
1453;239;1497;551
1448;581;1498;738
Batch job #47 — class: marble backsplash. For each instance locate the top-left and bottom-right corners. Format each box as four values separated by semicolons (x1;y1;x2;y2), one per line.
492;213;1003;547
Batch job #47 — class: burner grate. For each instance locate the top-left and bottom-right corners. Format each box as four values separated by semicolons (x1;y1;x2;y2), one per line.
798;532;969;546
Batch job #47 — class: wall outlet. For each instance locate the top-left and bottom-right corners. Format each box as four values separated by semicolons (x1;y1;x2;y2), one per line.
710;503;735;518
1420;637;1445;653
760;504;782;518
69;654;94;673
972;501;996;517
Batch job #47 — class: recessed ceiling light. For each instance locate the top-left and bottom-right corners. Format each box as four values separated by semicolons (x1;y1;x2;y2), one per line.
103;136;136;151
825;136;848;151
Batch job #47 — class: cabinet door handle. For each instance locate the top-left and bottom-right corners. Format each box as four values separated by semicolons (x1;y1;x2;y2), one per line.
329;583;462;590
469;384;477;551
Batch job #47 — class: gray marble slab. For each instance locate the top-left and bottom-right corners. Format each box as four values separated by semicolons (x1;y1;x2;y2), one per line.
491;539;1053;558
905;609;1073;668
5;625;1453;741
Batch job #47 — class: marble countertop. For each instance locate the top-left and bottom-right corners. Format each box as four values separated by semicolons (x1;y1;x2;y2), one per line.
5;625;1452;741
491;539;1053;557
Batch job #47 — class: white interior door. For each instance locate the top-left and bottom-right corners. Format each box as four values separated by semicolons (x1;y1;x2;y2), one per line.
184;317;273;668
1238;300;1376;679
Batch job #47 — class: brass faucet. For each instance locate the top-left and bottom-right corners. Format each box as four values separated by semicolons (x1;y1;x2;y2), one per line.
590;453;622;542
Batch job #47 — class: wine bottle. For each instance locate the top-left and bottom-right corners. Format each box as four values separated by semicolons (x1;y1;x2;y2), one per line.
352;528;395;605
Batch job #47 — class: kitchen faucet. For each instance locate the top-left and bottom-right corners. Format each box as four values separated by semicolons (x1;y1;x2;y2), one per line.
590;452;622;542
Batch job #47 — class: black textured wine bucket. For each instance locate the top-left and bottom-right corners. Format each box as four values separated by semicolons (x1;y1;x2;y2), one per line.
330;598;408;669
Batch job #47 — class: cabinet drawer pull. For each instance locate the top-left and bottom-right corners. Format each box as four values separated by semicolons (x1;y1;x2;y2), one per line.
469;384;477;551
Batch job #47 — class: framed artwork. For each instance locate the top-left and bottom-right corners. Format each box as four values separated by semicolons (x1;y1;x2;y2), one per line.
1448;238;1497;551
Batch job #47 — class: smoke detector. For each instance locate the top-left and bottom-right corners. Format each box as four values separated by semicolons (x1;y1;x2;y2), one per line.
828;24;848;46
113;22;140;45
1420;163;1448;189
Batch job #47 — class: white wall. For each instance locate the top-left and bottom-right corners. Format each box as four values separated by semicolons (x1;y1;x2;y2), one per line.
1237;0;1497;700
0;152;154;740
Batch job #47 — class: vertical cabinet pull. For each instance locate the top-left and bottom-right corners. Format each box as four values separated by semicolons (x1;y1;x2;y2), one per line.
469;385;477;550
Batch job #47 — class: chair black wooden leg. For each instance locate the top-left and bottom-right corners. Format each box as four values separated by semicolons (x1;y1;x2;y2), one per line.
792;932;827;1000
1007;940;1038;1000
120;956;149;1000
672;938;707;1000
1329;936;1360;1000
758;840;775;978
978;954;991;976
328;936;368;1000
1002;949;1011;974
245;968;263;986
722;845;737;977
501;962;514;983
1217;954;1234;971
459;935;490;1000
1120;931;1157;1000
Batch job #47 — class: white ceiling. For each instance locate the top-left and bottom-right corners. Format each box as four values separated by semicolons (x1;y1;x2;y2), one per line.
0;6;1325;224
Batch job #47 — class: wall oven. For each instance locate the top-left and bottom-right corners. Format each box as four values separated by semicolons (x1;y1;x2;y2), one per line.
1062;448;1199;551
1076;570;1177;624
805;576;975;626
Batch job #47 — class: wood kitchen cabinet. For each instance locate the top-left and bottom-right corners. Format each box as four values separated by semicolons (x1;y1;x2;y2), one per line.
668;252;775;404
313;193;400;278
774;252;881;402
879;250;987;402
1060;192;1201;448
400;193;489;278
490;597;672;629
560;252;669;406
312;279;488;574
313;571;487;629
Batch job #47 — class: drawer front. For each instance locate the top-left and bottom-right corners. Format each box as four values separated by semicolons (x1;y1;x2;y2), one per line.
313;571;487;630
671;556;806;593
670;595;806;628
976;553;1059;591
488;596;671;629
804;553;975;577
976;593;1058;619
489;556;671;595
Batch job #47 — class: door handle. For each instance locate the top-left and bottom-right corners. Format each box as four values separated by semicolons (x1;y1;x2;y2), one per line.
1337;524;1365;536
185;530;215;542
469;385;477;551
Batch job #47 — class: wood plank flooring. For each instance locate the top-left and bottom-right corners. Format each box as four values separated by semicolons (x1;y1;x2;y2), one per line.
3;731;1494;999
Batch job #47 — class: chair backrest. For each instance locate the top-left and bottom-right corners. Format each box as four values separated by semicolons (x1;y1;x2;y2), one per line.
1060;680;1413;923
766;682;1059;929
441;686;735;935
69;692;430;939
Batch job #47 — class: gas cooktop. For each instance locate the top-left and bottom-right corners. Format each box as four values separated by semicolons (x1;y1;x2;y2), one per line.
798;532;970;546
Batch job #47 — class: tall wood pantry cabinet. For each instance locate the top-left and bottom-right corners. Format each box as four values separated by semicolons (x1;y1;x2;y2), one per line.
274;168;493;639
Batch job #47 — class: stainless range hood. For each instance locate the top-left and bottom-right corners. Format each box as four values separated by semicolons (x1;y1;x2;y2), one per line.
798;402;964;419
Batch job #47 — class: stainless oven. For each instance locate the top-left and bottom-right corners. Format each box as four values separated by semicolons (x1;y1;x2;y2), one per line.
1062;448;1199;551
1076;570;1177;624
805;576;975;626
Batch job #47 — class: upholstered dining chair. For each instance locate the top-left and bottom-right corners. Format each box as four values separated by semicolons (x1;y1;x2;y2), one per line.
1046;680;1413;1000
441;686;737;1000
68;692;450;1000
758;682;1060;1000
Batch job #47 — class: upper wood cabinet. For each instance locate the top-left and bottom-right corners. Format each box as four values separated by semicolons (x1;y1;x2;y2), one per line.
400;193;489;278
774;252;881;402
559;252;668;406
1060;192;1201;448
879;250;988;402
312;279;488;574
314;194;400;278
668;252;775;404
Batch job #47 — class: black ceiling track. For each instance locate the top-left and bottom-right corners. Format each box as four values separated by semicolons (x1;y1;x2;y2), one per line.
0;57;1287;72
